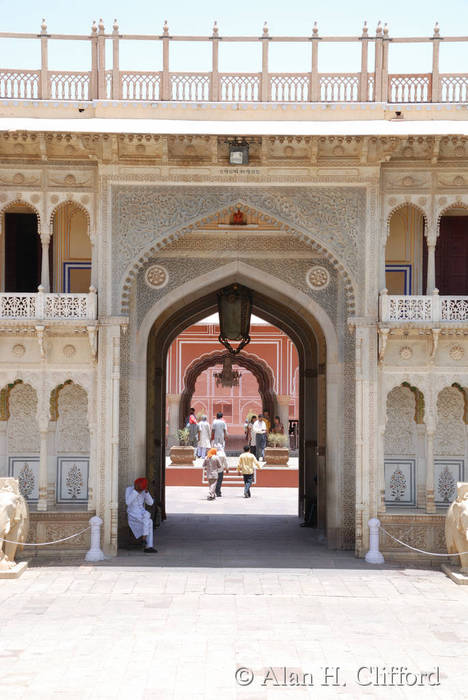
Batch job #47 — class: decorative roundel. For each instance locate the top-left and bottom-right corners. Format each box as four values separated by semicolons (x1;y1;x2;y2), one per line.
12;344;26;358
449;344;464;361
63;344;76;358
306;265;330;290
399;346;413;361
145;264;169;290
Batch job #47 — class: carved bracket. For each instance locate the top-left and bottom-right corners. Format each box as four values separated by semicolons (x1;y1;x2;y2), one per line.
87;325;98;362
378;327;390;366
430;327;441;364
35;325;46;359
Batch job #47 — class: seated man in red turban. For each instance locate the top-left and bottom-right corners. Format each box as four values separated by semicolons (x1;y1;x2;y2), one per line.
125;477;157;553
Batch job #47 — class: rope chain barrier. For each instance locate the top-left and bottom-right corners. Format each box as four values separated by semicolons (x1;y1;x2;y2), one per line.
1;526;91;547
379;525;468;557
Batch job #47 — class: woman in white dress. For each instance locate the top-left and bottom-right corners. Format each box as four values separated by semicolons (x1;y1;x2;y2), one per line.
197;415;211;458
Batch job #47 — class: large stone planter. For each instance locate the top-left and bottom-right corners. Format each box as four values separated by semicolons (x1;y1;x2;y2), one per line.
169;445;195;466
264;447;289;466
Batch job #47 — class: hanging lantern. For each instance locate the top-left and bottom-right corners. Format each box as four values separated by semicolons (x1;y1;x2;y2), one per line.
214;355;242;388
217;284;252;355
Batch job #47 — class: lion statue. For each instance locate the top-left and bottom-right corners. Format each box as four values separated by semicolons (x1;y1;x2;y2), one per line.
0;478;29;571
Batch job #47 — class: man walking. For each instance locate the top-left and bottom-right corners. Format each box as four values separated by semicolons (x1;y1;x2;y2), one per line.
253;413;268;460
214;443;229;497
211;411;228;448
237;445;262;498
203;448;222;500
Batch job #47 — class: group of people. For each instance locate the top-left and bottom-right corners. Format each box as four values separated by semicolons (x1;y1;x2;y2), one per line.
187;408;228;458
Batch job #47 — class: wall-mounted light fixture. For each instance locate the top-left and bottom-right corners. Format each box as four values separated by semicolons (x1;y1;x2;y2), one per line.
226;138;250;165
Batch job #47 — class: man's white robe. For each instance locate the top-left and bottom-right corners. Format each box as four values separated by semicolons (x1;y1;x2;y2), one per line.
125;487;154;548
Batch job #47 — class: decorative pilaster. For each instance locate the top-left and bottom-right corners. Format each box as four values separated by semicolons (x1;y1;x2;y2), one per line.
425;424;436;513
261;22;270;102
109;331;121;553
40;19;49;100
210;22;220;101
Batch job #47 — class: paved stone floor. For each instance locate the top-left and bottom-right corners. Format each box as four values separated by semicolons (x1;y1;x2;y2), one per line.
1;487;468;699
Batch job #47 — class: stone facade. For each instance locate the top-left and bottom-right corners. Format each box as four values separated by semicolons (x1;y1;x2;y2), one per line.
0;124;466;558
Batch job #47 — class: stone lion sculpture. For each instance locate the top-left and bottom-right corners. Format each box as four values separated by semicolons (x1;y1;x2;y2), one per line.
445;482;468;574
0;477;29;571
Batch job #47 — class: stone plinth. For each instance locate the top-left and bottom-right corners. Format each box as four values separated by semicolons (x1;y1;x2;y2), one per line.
169;446;195;466
0;561;28;578
264;447;289;466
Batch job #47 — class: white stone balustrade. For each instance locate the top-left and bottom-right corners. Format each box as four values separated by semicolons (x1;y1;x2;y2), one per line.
380;289;468;323
0;20;465;104
0;288;97;321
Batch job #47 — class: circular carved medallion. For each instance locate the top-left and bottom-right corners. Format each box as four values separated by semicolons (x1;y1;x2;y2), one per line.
12;344;26;357
63;344;76;358
449;344;464;361
399;346;413;361
145;264;169;290
307;266;330;290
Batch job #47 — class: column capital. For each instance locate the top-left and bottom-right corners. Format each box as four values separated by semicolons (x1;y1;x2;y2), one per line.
276;395;291;406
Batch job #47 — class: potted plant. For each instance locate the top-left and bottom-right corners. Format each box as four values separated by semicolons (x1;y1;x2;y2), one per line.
169;427;196;466
264;432;289;466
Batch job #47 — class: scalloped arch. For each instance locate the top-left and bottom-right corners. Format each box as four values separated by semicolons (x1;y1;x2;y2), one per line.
120;200;357;315
0;199;41;230
437;201;468;234
386;202;429;240
49;199;91;231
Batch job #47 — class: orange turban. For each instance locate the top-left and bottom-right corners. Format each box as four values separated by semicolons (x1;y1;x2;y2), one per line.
134;477;148;490
207;448;217;457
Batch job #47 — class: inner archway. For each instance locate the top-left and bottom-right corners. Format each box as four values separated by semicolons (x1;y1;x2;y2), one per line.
179;349;277;435
146;282;323;530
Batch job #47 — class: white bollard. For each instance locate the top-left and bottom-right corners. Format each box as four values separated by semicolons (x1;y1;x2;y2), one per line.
365;517;385;564
85;515;105;562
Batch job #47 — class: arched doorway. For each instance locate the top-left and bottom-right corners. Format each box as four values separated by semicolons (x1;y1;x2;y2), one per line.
147;285;321;526
179;349;277;432
3;203;42;292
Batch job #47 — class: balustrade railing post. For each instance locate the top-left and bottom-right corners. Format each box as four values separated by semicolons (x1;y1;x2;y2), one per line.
161;20;170;100
210;22;220;102
112;19;120;99
432;288;441;322
374;22;383;102
97;19;106;99
381;23;389;103
261;22;270;102
359;21;369;102
36;285;46;320
90;20;98;99
88;285;97;319
431;22;441;102
310;22;320;101
40;19;49;100
379;288;389;322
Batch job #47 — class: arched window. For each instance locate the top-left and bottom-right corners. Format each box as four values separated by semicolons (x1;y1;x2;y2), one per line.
386;205;427;294
3;204;41;292
436;208;468;295
52;203;91;292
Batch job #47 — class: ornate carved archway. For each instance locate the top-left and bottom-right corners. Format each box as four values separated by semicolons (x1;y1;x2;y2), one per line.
179;350;276;429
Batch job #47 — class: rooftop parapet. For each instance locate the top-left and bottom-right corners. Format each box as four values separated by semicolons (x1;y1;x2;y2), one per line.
0;19;467;106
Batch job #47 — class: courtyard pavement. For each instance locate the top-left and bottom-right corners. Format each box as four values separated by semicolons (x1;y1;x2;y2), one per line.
1;487;467;699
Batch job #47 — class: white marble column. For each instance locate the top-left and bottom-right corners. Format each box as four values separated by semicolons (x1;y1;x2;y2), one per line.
90;238;98;289
276;395;291;443
426;242;436;294
37;423;49;511
40;232;51;292
377;424;386;514
166;393;181;448
47;422;57;507
416;423;426;508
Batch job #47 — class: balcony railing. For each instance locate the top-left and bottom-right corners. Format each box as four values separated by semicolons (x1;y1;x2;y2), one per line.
0;288;97;321
380;291;468;323
0;21;466;104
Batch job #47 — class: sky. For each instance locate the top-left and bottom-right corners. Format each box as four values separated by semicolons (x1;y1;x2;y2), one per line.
1;0;468;75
